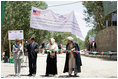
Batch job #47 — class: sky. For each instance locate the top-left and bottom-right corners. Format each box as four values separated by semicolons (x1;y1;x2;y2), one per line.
45;1;92;40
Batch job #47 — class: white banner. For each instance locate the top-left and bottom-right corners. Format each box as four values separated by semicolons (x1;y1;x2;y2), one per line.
89;35;96;43
8;30;24;40
30;6;84;40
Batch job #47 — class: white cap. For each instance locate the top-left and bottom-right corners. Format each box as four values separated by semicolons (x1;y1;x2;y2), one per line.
50;38;55;44
67;36;73;41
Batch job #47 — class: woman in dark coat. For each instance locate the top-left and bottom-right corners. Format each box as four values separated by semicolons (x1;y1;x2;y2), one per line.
45;38;58;76
63;36;82;77
46;51;57;76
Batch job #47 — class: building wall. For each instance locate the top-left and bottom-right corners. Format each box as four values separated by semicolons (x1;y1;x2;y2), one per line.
95;26;117;52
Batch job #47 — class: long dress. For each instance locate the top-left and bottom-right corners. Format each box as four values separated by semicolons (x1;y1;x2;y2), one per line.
46;51;57;75
46;43;58;75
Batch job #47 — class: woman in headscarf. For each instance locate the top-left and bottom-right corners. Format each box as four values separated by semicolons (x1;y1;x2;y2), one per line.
45;38;58;76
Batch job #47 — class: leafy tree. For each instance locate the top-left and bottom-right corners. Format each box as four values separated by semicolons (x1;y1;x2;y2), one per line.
2;1;48;57
82;1;106;32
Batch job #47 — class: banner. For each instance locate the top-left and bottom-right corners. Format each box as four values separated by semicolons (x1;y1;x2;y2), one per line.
8;30;24;40
112;13;117;21
89;35;96;43
30;6;84;40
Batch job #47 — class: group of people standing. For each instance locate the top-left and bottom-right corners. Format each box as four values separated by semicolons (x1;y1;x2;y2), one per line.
87;40;96;51
12;36;82;77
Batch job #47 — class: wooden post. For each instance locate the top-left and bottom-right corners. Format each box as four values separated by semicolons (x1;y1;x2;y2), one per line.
22;39;24;62
9;40;12;58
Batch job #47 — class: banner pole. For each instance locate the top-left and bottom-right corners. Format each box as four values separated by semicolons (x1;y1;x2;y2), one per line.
22;39;24;62
9;40;11;58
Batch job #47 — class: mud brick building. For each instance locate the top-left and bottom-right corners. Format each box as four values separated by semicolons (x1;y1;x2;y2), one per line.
95;1;117;52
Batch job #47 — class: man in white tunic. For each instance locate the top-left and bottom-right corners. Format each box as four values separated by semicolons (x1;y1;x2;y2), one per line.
63;36;82;77
67;37;76;76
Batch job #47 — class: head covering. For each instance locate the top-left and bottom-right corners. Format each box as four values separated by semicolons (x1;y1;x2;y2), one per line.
67;36;73;41
47;38;58;50
15;38;20;42
50;38;55;45
26;41;28;43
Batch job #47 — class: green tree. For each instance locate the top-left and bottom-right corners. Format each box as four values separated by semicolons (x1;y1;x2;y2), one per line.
83;1;106;32
2;1;48;57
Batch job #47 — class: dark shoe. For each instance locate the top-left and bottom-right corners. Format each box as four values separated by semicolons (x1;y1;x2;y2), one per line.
27;74;32;76
69;74;72;77
52;74;56;76
74;74;77;77
74;74;79;77
45;74;49;76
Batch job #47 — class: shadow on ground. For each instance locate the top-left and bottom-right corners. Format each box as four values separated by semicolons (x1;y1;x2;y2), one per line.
40;75;79;78
58;75;79;78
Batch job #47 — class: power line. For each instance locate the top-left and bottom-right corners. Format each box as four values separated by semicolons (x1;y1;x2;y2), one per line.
48;1;80;7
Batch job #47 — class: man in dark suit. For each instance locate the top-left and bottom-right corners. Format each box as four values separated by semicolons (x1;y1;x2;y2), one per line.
92;40;96;51
26;37;39;76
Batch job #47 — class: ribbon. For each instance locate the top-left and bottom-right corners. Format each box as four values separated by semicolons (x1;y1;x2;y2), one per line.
1;75;21;78
86;51;114;55
75;50;79;53
109;51;112;54
87;51;90;54
40;49;80;54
